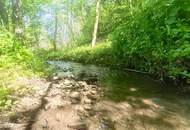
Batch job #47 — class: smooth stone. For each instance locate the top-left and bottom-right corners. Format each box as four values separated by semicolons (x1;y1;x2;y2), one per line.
68;121;88;130
83;105;92;110
52;76;59;80
70;92;81;99
89;85;97;89
90;90;97;95
84;98;91;104
86;93;98;100
64;79;73;86
78;81;88;87
71;98;80;104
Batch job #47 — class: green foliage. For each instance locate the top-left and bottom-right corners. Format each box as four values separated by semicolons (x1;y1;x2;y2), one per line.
44;41;116;65
110;0;190;79
0;28;45;73
49;0;190;82
0;87;12;109
0;27;47;109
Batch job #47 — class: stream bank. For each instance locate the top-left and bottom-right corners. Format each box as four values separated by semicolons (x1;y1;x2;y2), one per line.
0;60;190;130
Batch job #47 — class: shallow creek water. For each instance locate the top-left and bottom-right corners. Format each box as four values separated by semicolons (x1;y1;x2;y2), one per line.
48;60;190;130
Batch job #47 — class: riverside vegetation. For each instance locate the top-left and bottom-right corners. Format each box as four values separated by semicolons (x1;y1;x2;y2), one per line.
43;0;190;87
0;0;190;130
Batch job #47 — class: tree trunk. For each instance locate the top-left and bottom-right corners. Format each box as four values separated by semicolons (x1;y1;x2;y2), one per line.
91;0;100;47
53;6;58;50
65;0;75;45
129;0;133;15
11;0;23;33
0;0;9;29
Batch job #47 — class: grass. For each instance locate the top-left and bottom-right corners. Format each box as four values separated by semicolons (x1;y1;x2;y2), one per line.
40;41;120;66
0;31;49;110
0;87;12;109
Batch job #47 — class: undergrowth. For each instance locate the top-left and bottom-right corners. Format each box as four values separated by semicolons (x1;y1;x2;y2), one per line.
40;41;116;65
0;28;47;110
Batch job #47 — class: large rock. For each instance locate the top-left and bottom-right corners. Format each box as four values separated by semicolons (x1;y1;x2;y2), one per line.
70;92;81;104
64;79;73;86
52;76;60;81
83;105;92;111
90;90;97;95
71;99;80;104
78;81;88;87
86;93;98;100
70;92;81;100
89;85;98;89
83;98;92;104
76;106;89;118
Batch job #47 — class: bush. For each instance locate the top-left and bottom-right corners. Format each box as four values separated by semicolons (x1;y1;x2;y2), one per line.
0;28;46;109
111;0;190;80
44;41;116;65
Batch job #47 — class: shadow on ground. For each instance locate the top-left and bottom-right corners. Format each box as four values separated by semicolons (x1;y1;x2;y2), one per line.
97;70;190;130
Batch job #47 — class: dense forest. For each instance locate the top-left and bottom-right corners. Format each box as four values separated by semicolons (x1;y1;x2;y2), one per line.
0;0;190;130
46;0;190;83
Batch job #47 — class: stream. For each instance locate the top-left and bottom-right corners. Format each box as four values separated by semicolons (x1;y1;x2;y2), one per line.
47;60;190;130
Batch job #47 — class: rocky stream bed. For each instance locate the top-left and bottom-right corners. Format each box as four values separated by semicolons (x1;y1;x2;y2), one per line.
1;61;190;130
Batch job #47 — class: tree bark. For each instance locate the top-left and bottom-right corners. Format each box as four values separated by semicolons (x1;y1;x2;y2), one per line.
0;0;9;29
11;0;23;33
91;0;100;47
129;0;133;15
53;6;58;50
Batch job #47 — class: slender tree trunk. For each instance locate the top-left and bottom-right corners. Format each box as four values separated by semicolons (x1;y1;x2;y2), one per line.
66;0;75;45
129;0;133;15
0;0;9;29
11;0;25;45
67;11;75;43
11;0;23;33
91;0;100;47
53;6;58;50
